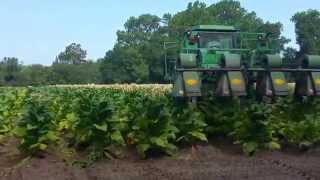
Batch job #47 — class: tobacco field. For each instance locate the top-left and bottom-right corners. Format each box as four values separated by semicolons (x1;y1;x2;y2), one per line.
0;85;320;162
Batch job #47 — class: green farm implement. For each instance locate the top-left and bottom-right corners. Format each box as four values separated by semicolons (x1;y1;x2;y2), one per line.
164;25;320;102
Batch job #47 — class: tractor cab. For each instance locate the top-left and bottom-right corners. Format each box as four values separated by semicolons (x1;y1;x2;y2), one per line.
184;25;237;50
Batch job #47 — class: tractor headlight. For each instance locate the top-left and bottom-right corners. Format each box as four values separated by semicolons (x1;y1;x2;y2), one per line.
231;78;243;85
185;79;198;86
274;79;285;86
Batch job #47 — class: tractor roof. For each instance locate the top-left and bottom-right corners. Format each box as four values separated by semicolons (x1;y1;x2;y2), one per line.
191;25;238;32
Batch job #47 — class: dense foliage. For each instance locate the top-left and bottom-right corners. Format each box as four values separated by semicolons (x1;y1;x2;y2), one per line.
292;9;320;55
1;86;320;160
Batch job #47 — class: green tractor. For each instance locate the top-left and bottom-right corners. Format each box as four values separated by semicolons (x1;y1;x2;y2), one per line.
164;25;320;102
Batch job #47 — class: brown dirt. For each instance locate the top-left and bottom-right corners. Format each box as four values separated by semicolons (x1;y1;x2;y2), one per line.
1;139;320;180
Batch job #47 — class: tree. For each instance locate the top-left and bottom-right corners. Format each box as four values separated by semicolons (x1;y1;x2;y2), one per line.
48;62;100;85
109;14;166;82
169;0;288;50
20;65;50;86
49;43;99;85
169;1;212;28
55;43;87;64
117;14;161;47
292;10;320;55
0;57;22;85
100;46;149;83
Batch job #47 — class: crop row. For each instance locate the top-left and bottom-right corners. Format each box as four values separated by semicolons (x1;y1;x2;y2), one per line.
0;86;320;161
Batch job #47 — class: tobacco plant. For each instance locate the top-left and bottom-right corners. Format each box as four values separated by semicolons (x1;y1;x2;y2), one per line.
13;89;58;154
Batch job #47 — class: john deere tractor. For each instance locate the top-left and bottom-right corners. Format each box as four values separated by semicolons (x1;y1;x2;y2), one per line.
164;25;320;102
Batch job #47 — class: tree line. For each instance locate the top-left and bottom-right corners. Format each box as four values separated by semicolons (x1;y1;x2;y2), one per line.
1;0;319;86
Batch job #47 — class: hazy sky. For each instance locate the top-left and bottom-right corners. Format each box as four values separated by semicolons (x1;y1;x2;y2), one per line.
0;0;319;65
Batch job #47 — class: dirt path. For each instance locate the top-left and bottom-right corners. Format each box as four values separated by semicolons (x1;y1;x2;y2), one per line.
1;139;319;180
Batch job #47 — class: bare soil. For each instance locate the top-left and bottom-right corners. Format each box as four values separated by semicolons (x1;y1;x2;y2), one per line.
1;138;320;180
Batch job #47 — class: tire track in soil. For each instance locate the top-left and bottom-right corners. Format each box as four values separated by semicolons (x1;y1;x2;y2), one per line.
258;157;317;180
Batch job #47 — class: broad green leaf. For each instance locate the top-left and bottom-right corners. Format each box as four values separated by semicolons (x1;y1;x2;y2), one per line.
164;143;177;156
13;127;27;137
267;142;281;150
0;126;10;133
47;131;59;142
111;131;124;144
66;113;77;123
30;143;40;150
94;124;108;132
189;131;207;141
39;143;48;150
137;144;150;158
58;120;70;130
243;142;258;156
151;137;167;147
27;124;38;130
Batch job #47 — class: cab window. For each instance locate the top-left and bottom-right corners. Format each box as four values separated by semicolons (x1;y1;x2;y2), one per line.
199;33;234;49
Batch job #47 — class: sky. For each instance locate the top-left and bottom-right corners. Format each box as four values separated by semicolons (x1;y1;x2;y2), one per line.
0;0;319;65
